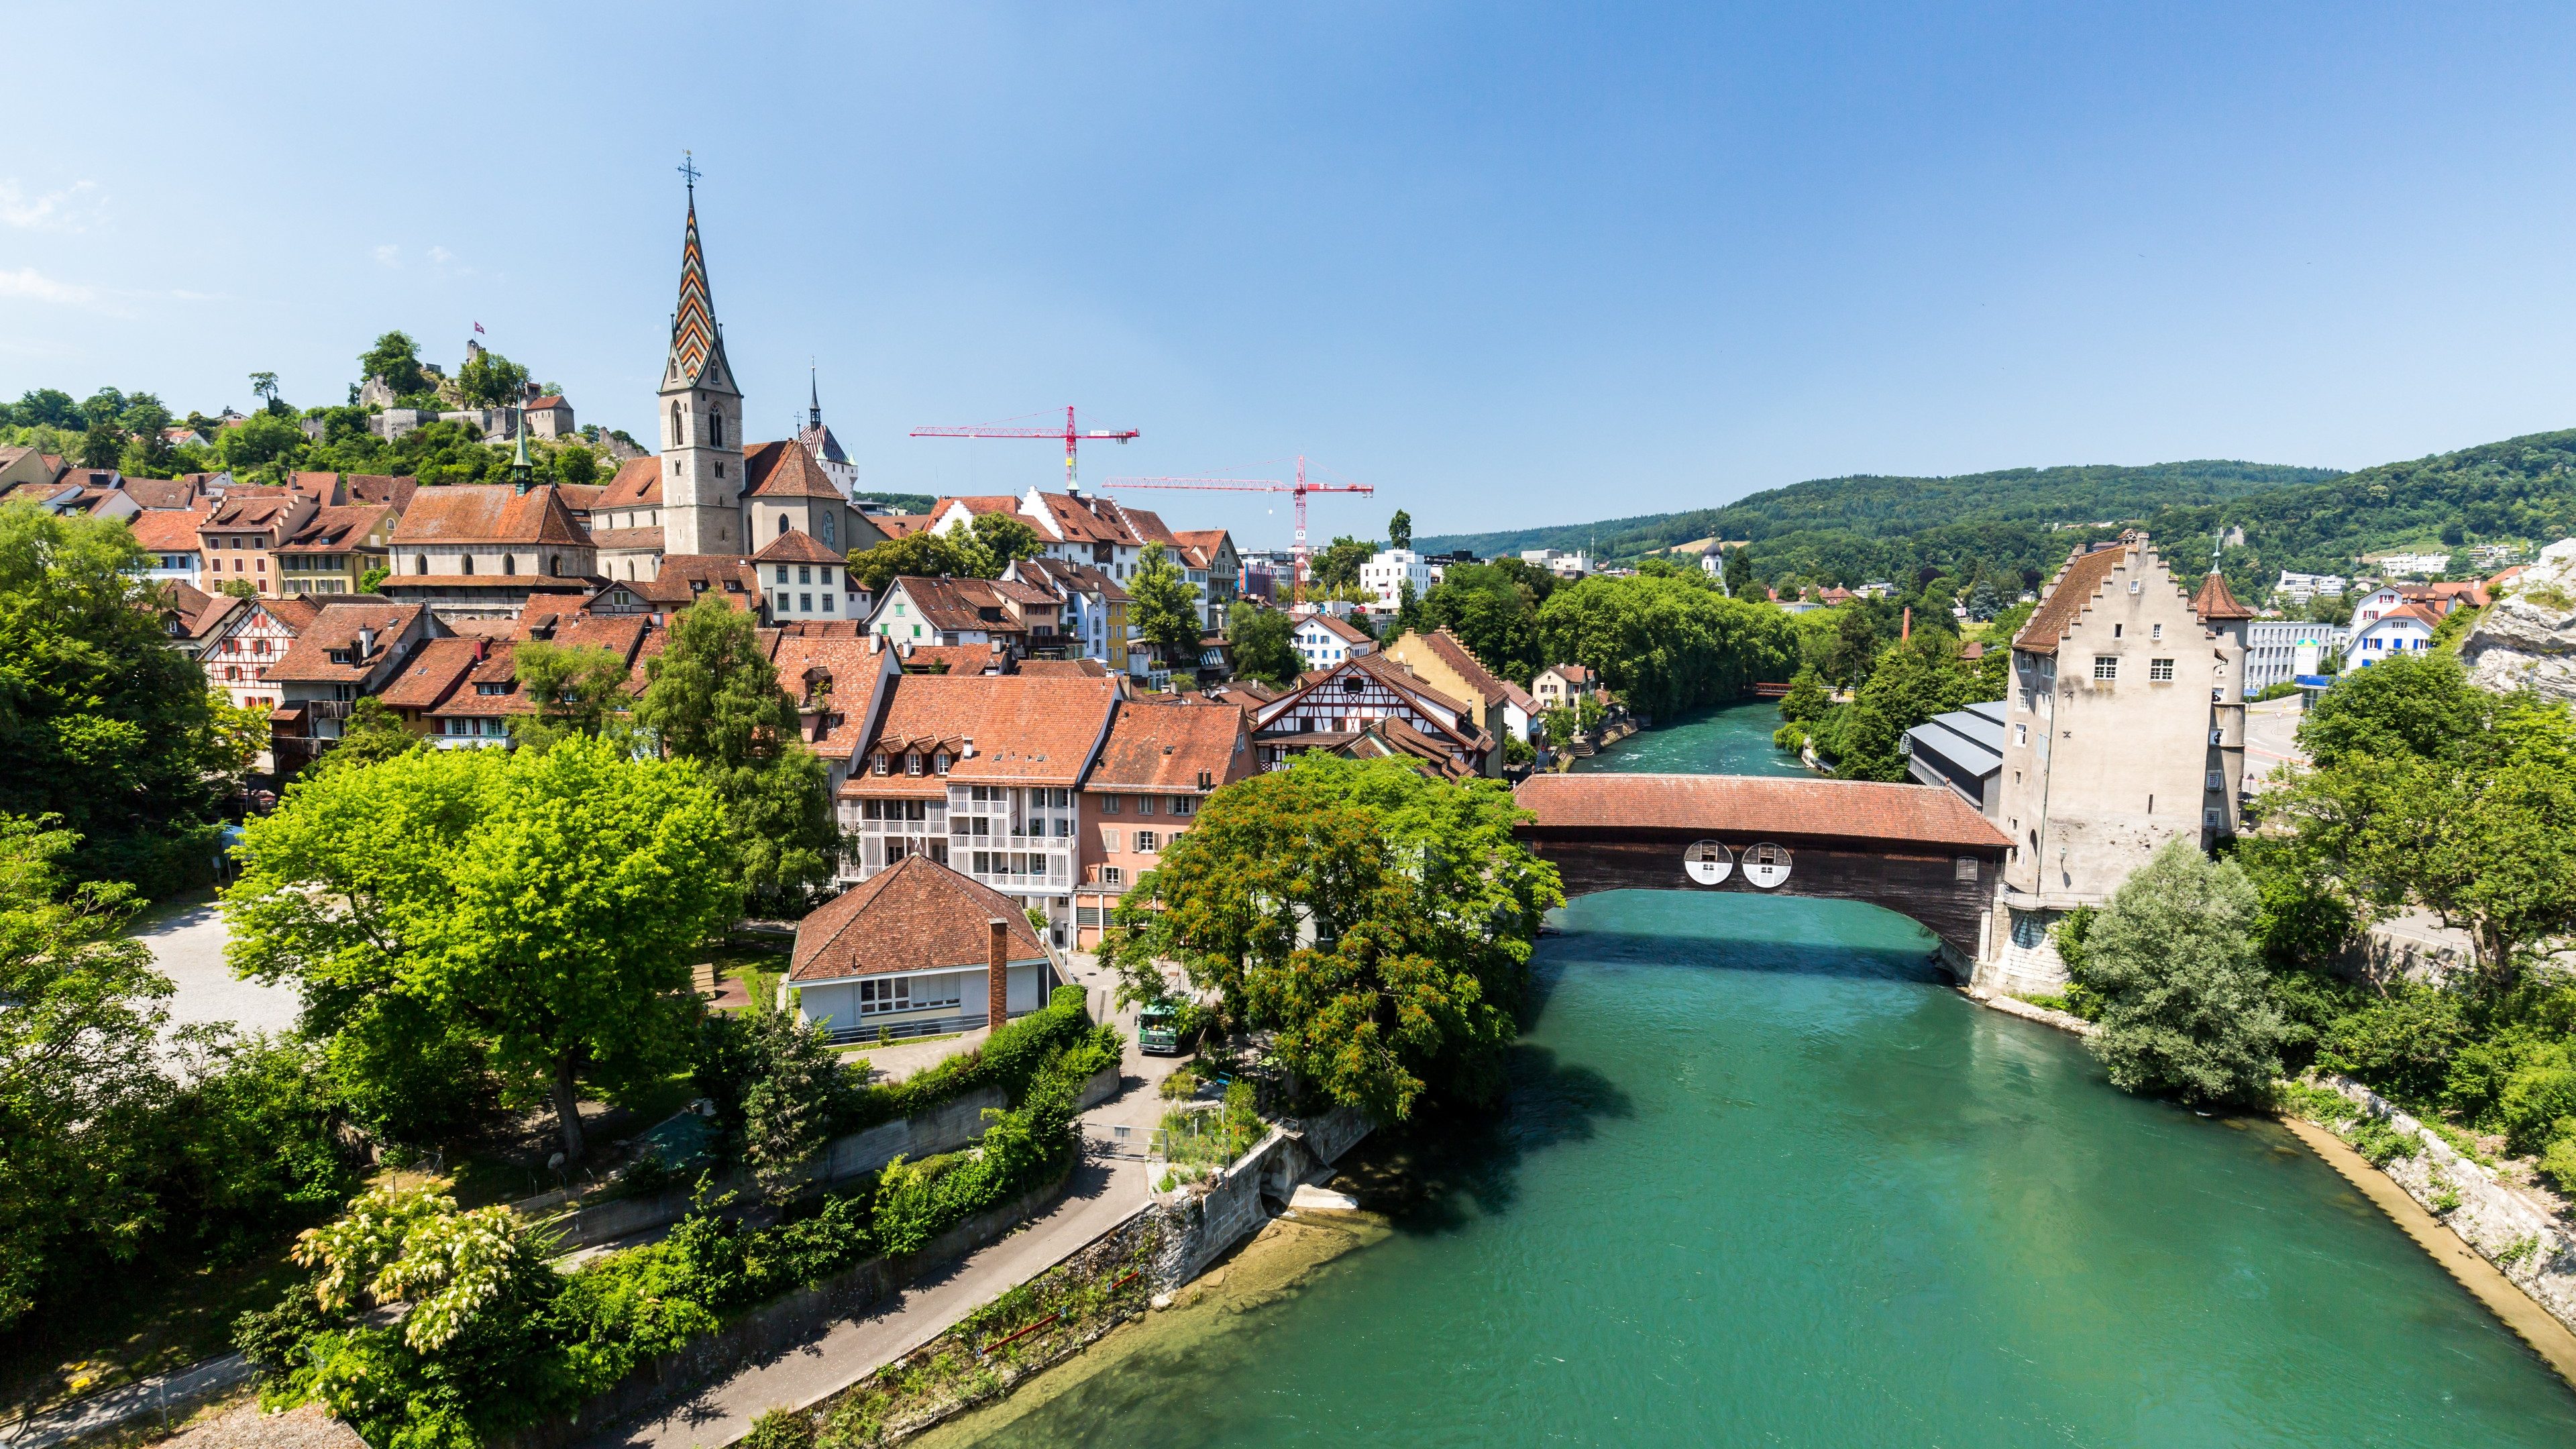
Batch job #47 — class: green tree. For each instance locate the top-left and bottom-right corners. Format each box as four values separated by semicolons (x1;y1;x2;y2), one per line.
358;564;390;594
215;411;309;472
2298;651;2489;769
965;512;1042;574
2074;838;2284;1108
1106;755;1562;1118
1387;510;1412;551
227;737;740;1163
845;531;972;595
1419;562;1543;682
1307;535;1376;594
1391;577;1426;637
455;350;532;410
508;641;633;751
1721;545;1754;598
324;698;423;772
637;596;838;903
217;577;262;599
358;331;433;400
0;818;171;1330
1825;629;1983;782
77;418;123;468
1226;602;1299;687
0;504;231;890
1534;574;1796;721
1127;543;1204;686
248;372;284;414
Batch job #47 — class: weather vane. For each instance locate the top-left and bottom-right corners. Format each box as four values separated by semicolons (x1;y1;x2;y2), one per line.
678;151;701;193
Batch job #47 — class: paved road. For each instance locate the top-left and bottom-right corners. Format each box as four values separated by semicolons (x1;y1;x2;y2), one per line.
2242;695;2308;793
130;890;302;1036
590;1028;1183;1449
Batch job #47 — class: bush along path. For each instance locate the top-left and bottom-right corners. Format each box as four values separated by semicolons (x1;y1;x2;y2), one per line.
227;993;1122;1449
747;1211;1163;1449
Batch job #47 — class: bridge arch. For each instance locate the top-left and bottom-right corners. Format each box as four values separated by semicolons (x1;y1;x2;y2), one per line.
1513;773;2012;973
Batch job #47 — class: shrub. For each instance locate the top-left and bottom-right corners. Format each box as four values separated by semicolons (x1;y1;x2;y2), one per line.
2347;1114;2422;1168
2497;1057;2576;1155
2078;840;2285;1108
743;1408;817;1449
2538;1128;2576;1193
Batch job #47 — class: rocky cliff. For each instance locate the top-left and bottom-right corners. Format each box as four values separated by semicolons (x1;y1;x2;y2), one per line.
2463;537;2576;704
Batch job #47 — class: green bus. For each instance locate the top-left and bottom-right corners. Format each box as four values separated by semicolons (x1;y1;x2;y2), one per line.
1138;1000;1185;1056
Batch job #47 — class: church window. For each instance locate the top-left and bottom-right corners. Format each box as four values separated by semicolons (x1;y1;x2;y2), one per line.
711;411;723;447
670;401;682;446
716;464;724;478
462;555;474;576
780;515;790;535
501;555;515;576
549;555;562;576
414;554;427;574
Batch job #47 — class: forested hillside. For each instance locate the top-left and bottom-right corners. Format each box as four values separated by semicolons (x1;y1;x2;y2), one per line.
1422;429;2576;598
1417;460;2340;562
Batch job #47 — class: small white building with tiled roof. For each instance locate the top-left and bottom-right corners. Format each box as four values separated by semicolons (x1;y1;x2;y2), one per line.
789;854;1055;1042
755;528;858;623
1291;610;1373;672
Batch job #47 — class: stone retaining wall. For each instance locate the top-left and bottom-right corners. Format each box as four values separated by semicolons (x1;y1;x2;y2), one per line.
2306;1075;2576;1334
1152;1105;1373;1290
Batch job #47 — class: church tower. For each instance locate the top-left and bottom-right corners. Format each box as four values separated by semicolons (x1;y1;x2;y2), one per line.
658;169;745;556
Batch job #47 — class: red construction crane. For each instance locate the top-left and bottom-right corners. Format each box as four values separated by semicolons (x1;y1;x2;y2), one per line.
909;405;1138;494
1101;457;1374;580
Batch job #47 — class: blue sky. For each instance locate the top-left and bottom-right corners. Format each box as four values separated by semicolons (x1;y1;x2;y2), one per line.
6;3;2576;547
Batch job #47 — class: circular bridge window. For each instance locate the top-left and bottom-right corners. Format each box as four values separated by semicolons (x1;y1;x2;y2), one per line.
1743;842;1793;890
1682;839;1733;885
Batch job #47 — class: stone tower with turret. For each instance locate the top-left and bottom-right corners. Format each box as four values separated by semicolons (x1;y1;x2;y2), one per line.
658;180;745;556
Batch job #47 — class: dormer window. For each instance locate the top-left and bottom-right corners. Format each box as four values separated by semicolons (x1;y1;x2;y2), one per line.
934;751;951;775
906;752;924;776
873;752;890;775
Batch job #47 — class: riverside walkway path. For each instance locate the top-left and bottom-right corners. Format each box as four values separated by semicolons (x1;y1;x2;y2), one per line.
586;981;1178;1449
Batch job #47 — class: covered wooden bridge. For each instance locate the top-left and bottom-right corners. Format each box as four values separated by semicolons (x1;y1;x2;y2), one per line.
1511;773;2012;967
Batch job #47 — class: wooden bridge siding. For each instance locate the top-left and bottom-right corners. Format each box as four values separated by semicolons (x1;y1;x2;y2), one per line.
1520;830;1993;961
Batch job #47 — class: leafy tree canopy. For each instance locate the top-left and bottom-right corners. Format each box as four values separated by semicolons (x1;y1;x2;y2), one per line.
227;736;741;1163
1105;755;1561;1118
637;596;838;902
455;349;532;409
1127;542;1204;683
0;504;237;890
1307;535;1377;593
1534;574;1796;720
1225;602;1299;688
2074;837;2285;1107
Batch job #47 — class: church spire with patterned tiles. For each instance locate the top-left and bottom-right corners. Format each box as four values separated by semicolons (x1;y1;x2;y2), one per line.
658;153;747;556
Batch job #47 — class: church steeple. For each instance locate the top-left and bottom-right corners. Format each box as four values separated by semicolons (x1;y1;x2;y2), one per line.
657;154;745;557
809;364;822;431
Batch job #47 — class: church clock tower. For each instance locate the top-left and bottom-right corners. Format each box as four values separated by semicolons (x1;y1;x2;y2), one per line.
659;162;745;556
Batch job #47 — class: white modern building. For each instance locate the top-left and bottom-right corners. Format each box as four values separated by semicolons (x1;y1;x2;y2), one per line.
2271;571;2349;608
1358;547;1432;609
1519;548;1591;579
2243;619;2349;694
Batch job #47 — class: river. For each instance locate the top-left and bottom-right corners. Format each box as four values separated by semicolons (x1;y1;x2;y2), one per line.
1571;700;1809;777
922;705;2576;1446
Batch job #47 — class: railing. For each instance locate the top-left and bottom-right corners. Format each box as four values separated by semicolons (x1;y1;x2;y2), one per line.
822;1010;989;1046
307;699;354;720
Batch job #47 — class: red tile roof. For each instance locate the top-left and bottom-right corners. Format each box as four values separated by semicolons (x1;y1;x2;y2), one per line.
861;674;1121;787
598;456;665;509
376;637;484;710
2012;541;2131;656
743;439;843;500
754;527;845;564
897;642;1013;676
1301;612;1372;645
1514;773;2012;852
1018;658;1110;678
789;855;1048;983
265;602;424;683
1087;698;1246;791
120;477;203;511
341;474;418;511
131;507;211;551
885;576;1033;636
871;513;935;538
2189;571;2255;623
768;635;896;754
280;504;396;553
390;484;586;545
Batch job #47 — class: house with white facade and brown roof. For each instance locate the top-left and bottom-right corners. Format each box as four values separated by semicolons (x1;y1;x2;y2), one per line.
1248;650;1493;777
788;855;1055;1042
755;528;859;624
1291;610;1373;671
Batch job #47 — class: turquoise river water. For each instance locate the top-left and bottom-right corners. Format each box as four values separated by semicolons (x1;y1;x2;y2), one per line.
1571;700;1810;777
941;707;2576;1446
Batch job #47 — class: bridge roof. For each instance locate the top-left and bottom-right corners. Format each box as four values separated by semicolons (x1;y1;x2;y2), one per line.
1514;772;2011;854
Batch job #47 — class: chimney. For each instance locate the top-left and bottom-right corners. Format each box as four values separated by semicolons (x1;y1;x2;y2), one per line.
472;639;489;662
358;625;377;659
987;918;1010;1027
1900;606;1911;641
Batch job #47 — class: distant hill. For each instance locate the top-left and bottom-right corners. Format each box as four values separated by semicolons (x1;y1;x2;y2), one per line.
855;491;935;516
1419;433;2576;600
1415;460;2343;562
